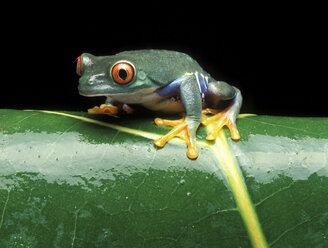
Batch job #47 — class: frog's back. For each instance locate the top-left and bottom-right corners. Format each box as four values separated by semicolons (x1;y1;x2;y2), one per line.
112;49;211;85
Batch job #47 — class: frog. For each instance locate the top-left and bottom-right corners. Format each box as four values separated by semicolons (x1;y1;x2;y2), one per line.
77;49;242;159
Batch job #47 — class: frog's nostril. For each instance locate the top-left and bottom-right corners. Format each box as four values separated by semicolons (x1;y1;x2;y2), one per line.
76;56;82;76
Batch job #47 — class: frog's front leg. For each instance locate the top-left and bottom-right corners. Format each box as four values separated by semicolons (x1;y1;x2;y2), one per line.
88;97;134;115
154;74;202;159
201;81;242;140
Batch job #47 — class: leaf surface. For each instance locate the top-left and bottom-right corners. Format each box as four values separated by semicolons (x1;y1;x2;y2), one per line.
0;109;327;247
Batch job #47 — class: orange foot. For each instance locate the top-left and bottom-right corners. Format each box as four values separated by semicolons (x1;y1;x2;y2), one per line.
154;117;199;159
88;104;118;115
201;108;240;141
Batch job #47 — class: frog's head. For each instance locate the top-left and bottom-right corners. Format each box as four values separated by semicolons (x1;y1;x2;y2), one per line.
77;53;159;102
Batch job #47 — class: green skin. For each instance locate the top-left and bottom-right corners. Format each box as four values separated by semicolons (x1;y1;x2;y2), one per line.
77;49;242;156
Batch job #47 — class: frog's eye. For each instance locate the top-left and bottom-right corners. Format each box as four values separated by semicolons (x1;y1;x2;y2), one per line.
76;56;82;76
111;62;135;84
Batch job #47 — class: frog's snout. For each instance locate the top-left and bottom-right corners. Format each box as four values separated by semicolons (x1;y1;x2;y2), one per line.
76;53;96;77
76;55;82;76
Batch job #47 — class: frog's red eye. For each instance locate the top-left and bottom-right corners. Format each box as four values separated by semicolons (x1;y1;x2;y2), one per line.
76;56;82;76
111;62;135;84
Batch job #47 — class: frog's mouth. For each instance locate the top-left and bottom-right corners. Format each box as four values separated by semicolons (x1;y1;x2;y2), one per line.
79;88;159;104
78;83;112;97
79;91;109;97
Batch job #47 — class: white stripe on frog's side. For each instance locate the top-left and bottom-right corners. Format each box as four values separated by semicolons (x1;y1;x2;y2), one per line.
202;73;209;85
195;72;202;93
184;72;209;93
183;72;209;103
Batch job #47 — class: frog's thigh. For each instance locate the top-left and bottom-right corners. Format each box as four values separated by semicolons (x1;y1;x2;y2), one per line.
207;81;236;102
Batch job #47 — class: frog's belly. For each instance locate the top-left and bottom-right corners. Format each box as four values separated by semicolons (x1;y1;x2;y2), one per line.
142;97;185;113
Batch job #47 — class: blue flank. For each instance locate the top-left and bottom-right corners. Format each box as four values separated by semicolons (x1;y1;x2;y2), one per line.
156;73;209;97
156;76;184;97
195;72;209;95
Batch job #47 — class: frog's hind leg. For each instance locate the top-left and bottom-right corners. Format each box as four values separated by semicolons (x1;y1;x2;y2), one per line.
201;84;242;141
202;107;240;140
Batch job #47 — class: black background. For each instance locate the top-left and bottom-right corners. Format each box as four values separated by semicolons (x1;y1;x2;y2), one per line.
1;5;327;116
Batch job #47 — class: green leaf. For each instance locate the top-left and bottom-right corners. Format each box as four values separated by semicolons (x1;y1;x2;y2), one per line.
0;109;327;247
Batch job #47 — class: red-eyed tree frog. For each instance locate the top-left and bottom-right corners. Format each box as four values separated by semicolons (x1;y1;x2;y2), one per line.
77;50;242;159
